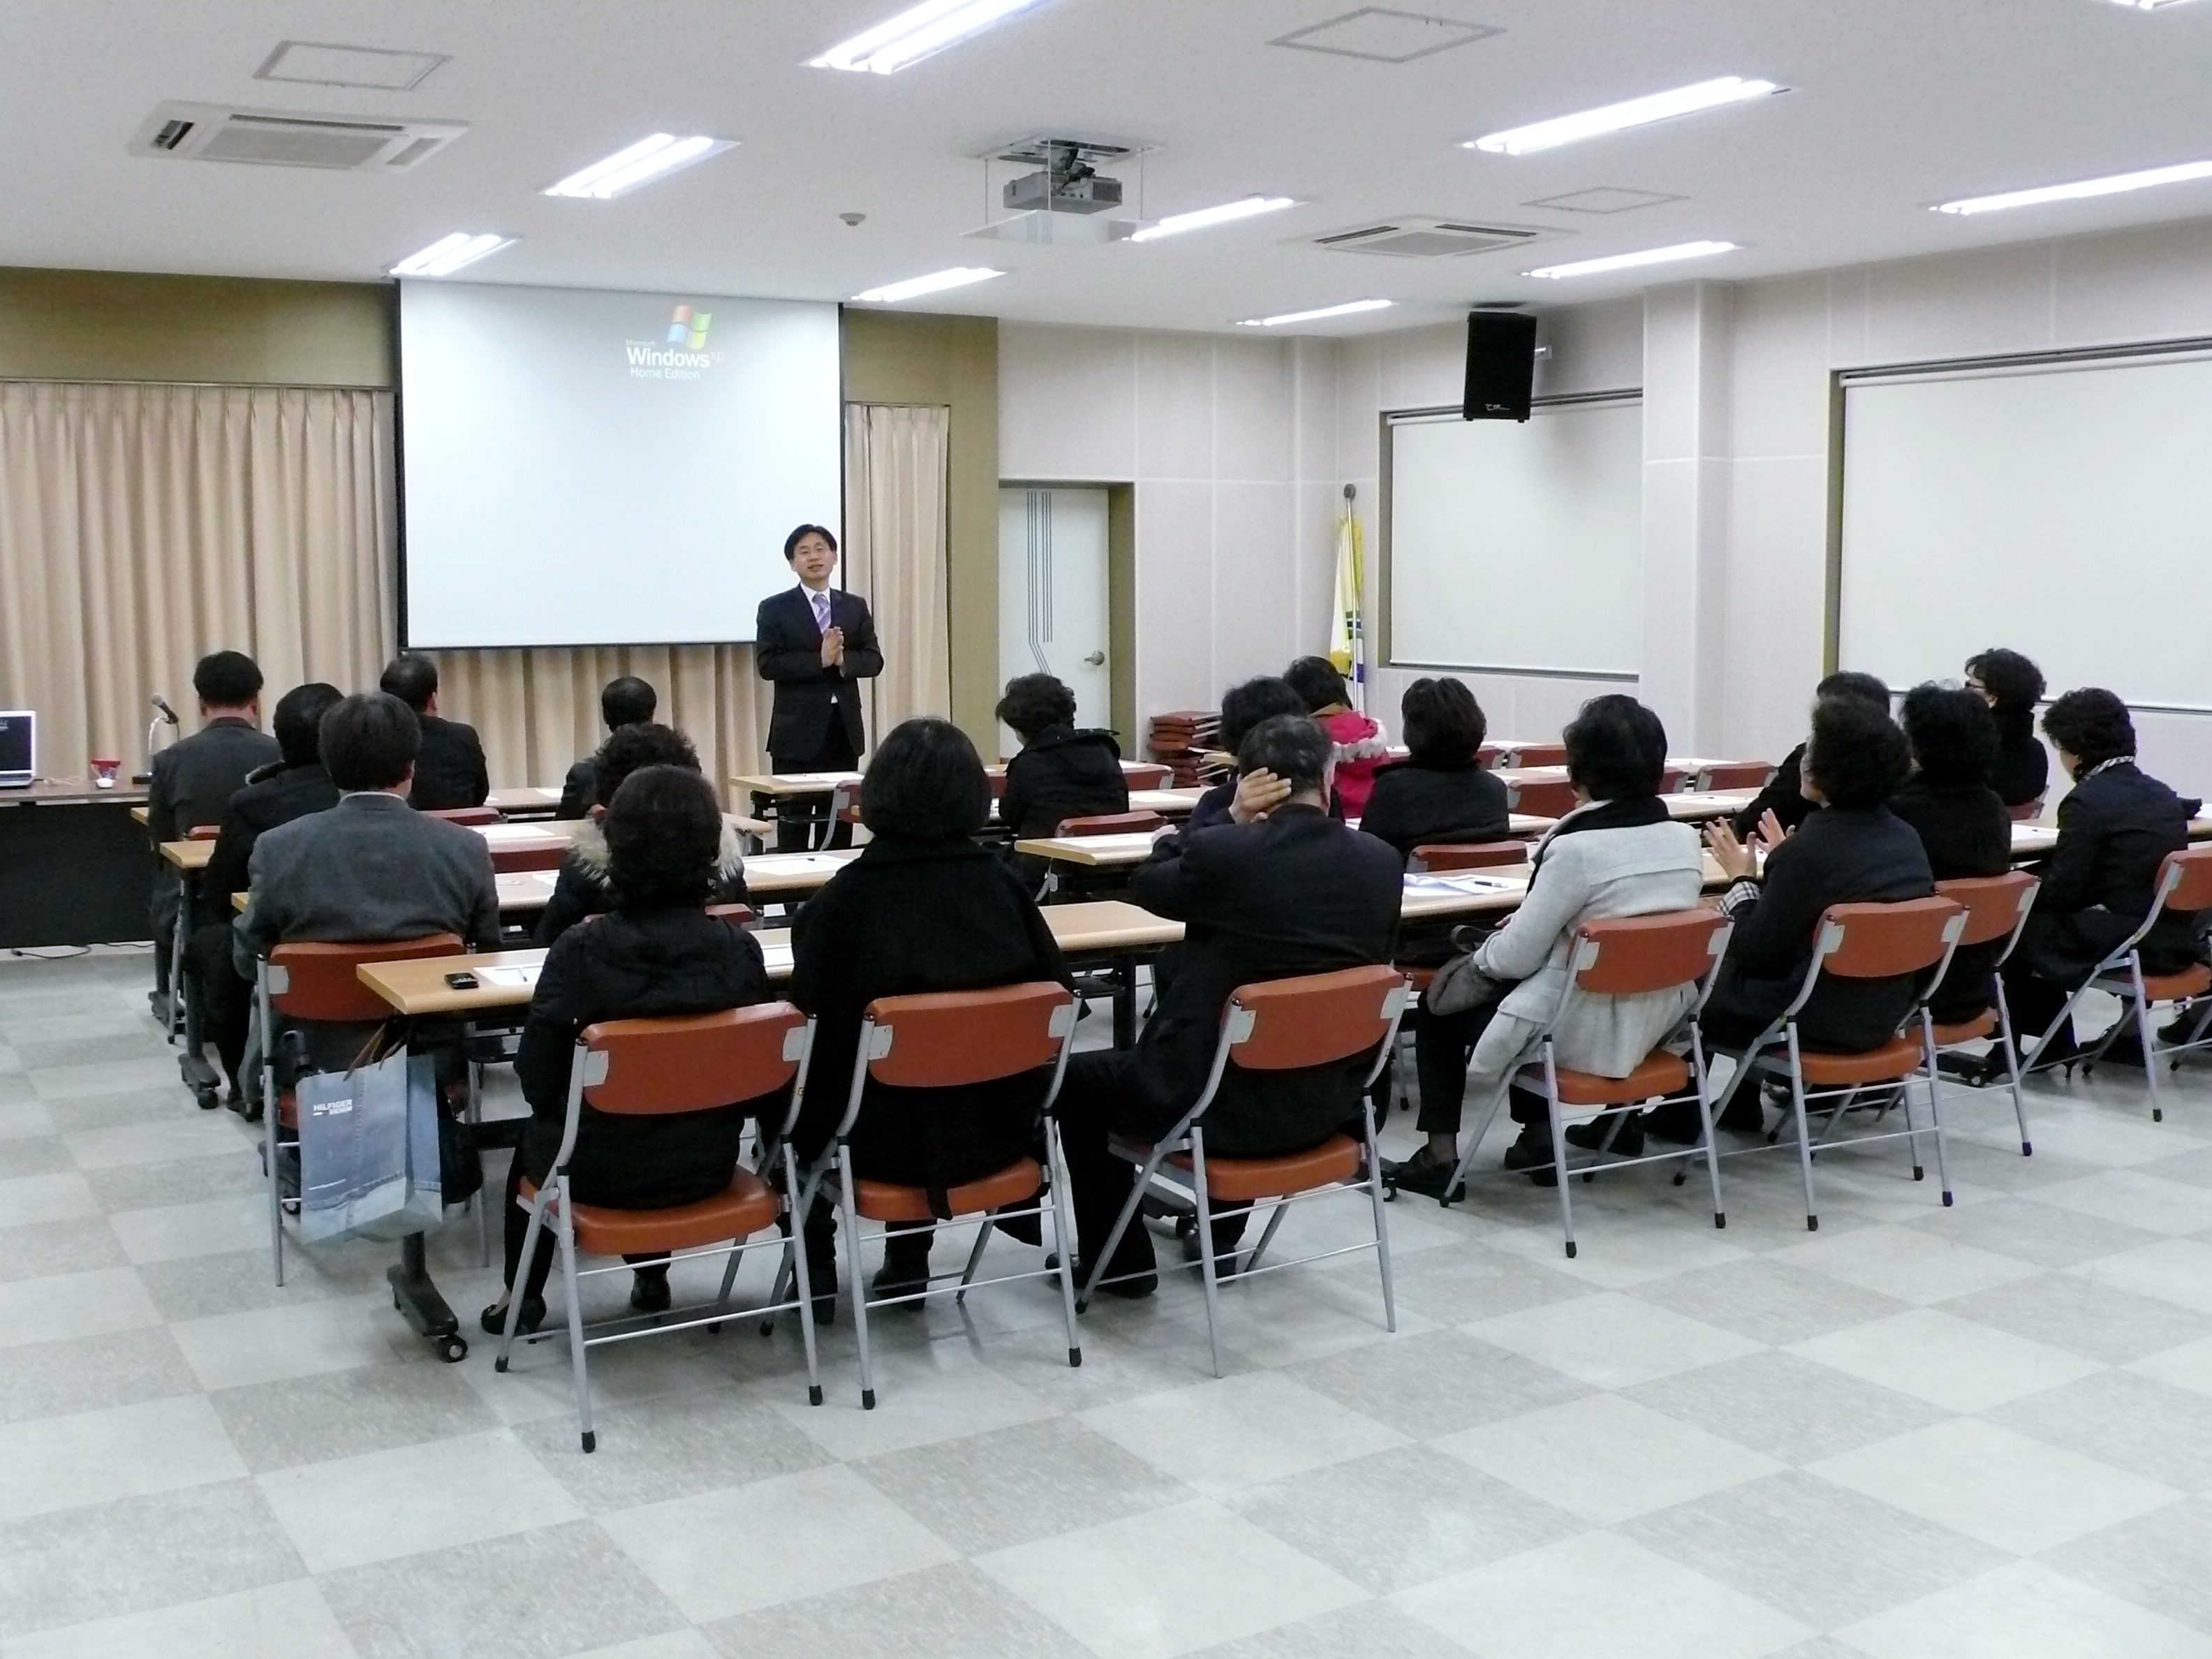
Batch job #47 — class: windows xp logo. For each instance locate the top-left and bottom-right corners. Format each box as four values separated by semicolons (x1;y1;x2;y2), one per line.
665;305;711;351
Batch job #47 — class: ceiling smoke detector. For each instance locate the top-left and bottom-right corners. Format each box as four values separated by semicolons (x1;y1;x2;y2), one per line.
129;101;466;170
1308;216;1556;257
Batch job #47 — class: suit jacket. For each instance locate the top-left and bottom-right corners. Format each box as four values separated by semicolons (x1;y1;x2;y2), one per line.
513;905;776;1206
1000;727;1128;838
407;714;489;811
790;836;1070;1184
233;791;500;980
755;585;883;760
148;718;281;842
202;761;341;920
555;755;597;820
1704;805;1935;1053
1991;717;2050;810
1732;742;1814;839
1359;760;1511;859
1124;804;1403;1155
1889;778;2012;1022
2022;761;2197;981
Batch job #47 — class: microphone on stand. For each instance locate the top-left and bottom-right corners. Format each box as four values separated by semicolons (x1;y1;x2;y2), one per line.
146;694;180;779
150;695;179;726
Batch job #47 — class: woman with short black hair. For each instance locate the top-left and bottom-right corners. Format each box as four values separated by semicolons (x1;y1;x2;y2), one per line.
1731;670;1892;838
1891;685;2011;1026
1359;677;1510;859
790;718;1073;1304
1187;677;1308;831
995;672;1128;840
1965;647;2050;809
483;765;778;1336
1385;694;1706;1194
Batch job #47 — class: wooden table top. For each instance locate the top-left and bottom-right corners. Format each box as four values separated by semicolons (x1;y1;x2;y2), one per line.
485;786;566;814
729;770;864;797
1016;813;1556;868
0;779;147;809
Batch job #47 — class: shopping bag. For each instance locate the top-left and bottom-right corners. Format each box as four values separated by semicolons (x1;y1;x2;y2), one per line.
295;1047;443;1243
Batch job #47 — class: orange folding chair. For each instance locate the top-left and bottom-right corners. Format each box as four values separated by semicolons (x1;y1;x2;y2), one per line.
427;806;503;826
1408;841;1529;873
256;934;464;1285
1440;911;1732;1258
790;982;1082;1410
1697;762;1775;791
1056;810;1165;836
489;840;568;874
1082;964;1410;1377
1702;897;1967;1230
1509;779;1579;818
1514;742;1569;768
497;1004;821;1450
1123;763;1174;790
2050;848;2212;1121
1929;872;2040;1155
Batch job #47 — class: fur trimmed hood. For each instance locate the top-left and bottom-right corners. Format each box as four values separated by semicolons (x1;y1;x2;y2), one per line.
567;813;747;887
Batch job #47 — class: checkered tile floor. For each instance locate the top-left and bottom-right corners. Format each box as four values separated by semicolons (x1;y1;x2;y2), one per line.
8;945;2212;1658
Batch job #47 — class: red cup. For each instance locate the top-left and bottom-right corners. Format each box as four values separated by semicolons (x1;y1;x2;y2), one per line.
90;757;119;788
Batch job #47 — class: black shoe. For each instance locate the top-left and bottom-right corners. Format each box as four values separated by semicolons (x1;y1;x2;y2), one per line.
628;1269;671;1315
871;1239;932;1302
1051;1251;1158;1299
481;1296;544;1337
1500;1127;1559;1187
2088;1031;2147;1070
1382;1145;1462;1202
1180;1227;1240;1279
1565;1114;1644;1158
2160;1009;2211;1047
1642;1100;1711;1144
1938;1049;2007;1087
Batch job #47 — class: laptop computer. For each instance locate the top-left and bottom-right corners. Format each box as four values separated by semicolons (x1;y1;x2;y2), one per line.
0;711;35;788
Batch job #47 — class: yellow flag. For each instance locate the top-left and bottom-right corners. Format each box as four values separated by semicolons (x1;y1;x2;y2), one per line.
1329;498;1365;709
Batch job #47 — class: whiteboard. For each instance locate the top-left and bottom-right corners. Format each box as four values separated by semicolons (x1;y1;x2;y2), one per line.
1387;399;1643;676
1840;353;2212;710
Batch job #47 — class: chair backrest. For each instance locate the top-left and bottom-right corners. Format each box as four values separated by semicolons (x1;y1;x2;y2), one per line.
1410;840;1528;873
1813;897;1966;980
578;1003;809;1115
1568;908;1730;996
1223;964;1409;1072
1513;742;1568;768
862;981;1077;1090
2005;798;2046;823
1058;809;1164;837
1933;871;2040;950
1698;761;1774;791
2157;846;2212;916
1475;744;1502;769
186;823;221;841
1507;779;1579;818
267;933;464;1023
1656;767;1685;795
490;842;568;874
705;901;757;928
427;806;501;826
1123;762;1174;790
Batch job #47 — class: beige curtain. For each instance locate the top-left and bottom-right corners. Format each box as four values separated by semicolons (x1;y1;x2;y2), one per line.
843;402;952;745
0;381;395;776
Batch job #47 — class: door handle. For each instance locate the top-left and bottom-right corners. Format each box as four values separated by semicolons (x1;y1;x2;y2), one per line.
1083;650;1105;666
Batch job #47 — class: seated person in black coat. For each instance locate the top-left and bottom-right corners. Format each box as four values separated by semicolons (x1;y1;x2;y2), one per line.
790;718;1073;1304
1359;676;1510;860
1687;695;1933;1136
1965;647;2050;811
996;670;1128;838
557;675;656;819
189;681;344;1100
1889;684;2012;1025
381;652;490;811
1731;670;1890;839
1186;676;1308;832
536;723;747;947
1998;688;2198;1066
1057;715;1403;1289
482;766;779;1337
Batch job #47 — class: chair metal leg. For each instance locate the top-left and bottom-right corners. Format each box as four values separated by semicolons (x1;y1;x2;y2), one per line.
1190;1130;1225;1379
265;1058;285;1287
1045;1120;1083;1369
1994;978;2032;1156
1922;1018;1954;1207
1246;1200;1291;1271
1543;1057;1577;1258
1785;1031;1818;1230
837;1146;876;1410
954;1213;997;1304
1079;1144;1170;1311
1897;1063;1926;1183
467;1060;489;1269
1362;1102;1397;1333
1693;1030;1725;1229
552;1186;593;1452
1440;1077;1507;1209
499;1185;553;1371
786;1147;823;1405
2134;961;2165;1122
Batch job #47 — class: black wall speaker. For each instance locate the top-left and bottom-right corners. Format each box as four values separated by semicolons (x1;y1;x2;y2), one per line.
1463;309;1538;422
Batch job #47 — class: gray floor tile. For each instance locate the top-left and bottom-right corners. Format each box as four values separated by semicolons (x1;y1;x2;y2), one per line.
209;1359;502;1473
0;1133;74;1179
0;1477;306;1637
514;1389;831;1513
1625;1255;1915;1346
0;1322;201;1424
856;1413;1191;1554
84;1146;267;1211
3;1579;357;1659
1625;1349;1952;1465
1229;1442;1583;1594
1285;1327;1591;1439
1939;1271;2212;1364
1190;1601;1471;1658
135;1242;390;1321
700;1561;1092;1659
318;1519;686;1659
1078;1370;1408;1499
2044;1494;2212;1636
0;1214;128;1283
1986;1369;2212;1494
1836;1558;2212;1658
1621;1469;2011;1629
1375;1239;1589;1325
30;1056;184;1100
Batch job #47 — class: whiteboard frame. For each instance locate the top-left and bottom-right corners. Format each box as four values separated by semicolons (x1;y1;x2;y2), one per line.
1380;389;1644;680
1830;337;2212;716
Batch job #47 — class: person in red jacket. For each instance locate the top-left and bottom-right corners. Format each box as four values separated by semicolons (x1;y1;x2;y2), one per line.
1285;656;1389;819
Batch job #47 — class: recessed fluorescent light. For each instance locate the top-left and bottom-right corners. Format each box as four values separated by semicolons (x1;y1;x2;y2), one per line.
851;267;1004;304
389;233;516;278
1935;158;2212;215
1236;299;1394;327
544;135;735;200
811;0;1049;73
1525;240;1739;279
1470;76;1784;156
2110;0;2198;9
1129;196;1298;242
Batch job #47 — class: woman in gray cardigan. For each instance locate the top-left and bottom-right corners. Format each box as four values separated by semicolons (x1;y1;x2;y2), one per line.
1385;695;1706;1196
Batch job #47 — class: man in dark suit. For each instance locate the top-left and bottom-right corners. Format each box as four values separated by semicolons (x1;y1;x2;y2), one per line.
147;651;281;1013
555;675;657;819
1056;714;1403;1290
1731;671;1891;840
188;681;344;1103
754;524;882;850
234;693;501;1085
378;653;489;812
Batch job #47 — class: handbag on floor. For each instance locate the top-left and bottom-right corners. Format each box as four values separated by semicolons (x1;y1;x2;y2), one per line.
294;1041;445;1243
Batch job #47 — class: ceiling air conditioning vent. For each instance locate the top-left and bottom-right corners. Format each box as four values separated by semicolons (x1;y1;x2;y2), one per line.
128;102;466;170
1311;218;1550;258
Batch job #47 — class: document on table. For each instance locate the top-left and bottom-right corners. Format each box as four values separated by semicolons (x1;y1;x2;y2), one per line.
1403;873;1526;898
478;966;540;989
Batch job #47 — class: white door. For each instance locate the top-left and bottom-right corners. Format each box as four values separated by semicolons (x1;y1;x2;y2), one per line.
998;487;1112;756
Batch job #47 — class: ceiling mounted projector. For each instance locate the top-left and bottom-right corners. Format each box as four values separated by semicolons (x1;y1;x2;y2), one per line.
1000;137;1126;214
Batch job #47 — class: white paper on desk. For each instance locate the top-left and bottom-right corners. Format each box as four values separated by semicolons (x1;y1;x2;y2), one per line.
477;823;556;843
1404;873;1521;896
758;942;795;977
478;966;540;989
751;853;847;875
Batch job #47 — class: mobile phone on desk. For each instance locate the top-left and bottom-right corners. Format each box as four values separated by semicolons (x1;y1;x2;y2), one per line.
444;972;480;991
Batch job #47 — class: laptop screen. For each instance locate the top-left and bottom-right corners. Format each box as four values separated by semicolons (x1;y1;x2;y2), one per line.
0;711;34;783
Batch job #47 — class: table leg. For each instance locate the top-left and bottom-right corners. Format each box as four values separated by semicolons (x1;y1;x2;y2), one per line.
388;1232;469;1362
1113;954;1137;1049
172;873;223;1109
